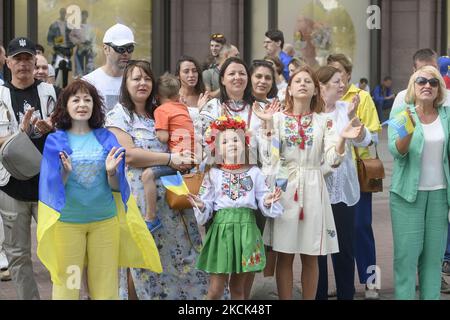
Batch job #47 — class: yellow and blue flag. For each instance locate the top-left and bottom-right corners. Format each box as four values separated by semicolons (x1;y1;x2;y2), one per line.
37;128;163;285
271;136;280;160
161;171;190;195
382;110;415;138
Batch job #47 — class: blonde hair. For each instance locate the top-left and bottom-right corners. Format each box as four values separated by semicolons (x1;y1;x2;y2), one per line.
405;65;446;107
157;72;180;99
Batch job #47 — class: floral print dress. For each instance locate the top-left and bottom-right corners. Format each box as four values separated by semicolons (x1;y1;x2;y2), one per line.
106;104;209;300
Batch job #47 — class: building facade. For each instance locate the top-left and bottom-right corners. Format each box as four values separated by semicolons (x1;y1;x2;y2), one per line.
0;0;447;91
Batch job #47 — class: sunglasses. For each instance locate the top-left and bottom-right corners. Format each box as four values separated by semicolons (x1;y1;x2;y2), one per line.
252;59;275;68
415;76;439;87
107;43;135;54
211;33;224;39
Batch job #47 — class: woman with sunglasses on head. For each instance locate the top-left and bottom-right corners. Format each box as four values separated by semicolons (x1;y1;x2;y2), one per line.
388;65;450;300
83;23;135;112
241;59;280;299
106;60;209;300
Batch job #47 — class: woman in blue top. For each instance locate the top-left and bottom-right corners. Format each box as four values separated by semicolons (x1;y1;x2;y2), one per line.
38;79;162;300
388;66;450;300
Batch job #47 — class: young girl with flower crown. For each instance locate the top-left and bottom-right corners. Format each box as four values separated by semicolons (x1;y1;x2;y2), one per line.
187;115;283;300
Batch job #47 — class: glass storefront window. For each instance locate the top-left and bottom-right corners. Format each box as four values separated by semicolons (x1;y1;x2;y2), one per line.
38;0;151;80
15;0;28;38
277;0;370;82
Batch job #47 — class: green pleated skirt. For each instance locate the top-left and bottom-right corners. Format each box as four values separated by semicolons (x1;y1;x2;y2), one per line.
196;207;266;274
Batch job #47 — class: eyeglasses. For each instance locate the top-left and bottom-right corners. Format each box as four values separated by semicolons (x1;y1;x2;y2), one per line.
415;76;439;87
107;43;135;54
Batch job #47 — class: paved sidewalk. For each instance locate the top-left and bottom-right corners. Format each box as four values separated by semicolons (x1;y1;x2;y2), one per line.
1;128;450;300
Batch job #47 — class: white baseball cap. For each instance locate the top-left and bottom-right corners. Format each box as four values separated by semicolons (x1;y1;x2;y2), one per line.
103;23;136;46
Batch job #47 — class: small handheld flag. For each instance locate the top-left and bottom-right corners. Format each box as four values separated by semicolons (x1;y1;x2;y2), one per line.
271;137;280;160
160;172;190;196
276;178;288;192
382;110;415;138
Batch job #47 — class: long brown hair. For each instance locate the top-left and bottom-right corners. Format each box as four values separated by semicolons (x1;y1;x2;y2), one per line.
284;65;325;114
119;60;157;119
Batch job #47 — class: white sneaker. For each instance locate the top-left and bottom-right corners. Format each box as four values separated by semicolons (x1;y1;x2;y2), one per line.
0;268;11;281
365;287;380;300
0;250;8;269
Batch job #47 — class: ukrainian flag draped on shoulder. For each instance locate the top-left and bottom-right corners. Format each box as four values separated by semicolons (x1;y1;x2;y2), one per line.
37;128;162;285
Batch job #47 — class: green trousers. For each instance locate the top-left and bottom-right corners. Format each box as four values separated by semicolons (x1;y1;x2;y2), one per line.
390;190;448;300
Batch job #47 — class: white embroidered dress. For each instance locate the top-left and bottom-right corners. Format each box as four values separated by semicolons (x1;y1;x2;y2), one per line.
261;112;344;255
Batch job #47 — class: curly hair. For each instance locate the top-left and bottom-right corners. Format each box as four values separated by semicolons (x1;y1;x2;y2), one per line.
52;79;105;130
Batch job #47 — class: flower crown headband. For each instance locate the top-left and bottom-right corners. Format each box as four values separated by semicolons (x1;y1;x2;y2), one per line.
210;115;246;131
205;116;250;149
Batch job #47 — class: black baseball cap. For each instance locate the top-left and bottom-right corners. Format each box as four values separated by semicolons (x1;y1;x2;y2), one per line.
7;37;36;57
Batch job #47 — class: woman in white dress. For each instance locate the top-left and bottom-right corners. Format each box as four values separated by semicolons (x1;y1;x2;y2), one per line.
253;66;364;299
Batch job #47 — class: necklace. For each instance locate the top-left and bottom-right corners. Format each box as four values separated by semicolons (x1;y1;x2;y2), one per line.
225;100;247;113
222;101;253;129
220;164;243;170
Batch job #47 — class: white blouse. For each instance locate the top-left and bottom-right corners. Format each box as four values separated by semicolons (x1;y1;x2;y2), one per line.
322;101;372;206
419;116;446;191
193;166;283;225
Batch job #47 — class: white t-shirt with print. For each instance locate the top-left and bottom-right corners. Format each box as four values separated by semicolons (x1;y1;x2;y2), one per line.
83;67;122;113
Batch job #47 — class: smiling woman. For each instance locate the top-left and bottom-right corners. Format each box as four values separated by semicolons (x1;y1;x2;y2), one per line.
388;65;450;300
38;79;162;300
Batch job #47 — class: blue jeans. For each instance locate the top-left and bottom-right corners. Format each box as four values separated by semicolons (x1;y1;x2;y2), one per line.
151;166;177;179
354;192;376;285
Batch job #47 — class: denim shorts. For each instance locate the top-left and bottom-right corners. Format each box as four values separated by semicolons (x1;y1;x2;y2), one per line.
151;166;177;179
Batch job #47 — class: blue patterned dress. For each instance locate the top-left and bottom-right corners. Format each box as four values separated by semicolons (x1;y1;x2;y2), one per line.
106;104;209;300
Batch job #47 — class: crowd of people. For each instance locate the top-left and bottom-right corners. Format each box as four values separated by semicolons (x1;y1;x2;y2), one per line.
0;22;449;301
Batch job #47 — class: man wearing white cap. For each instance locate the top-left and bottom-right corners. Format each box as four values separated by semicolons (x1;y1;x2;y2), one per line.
83;23;135;112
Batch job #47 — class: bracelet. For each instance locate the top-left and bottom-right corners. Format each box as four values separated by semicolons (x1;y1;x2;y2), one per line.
167;153;172;166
